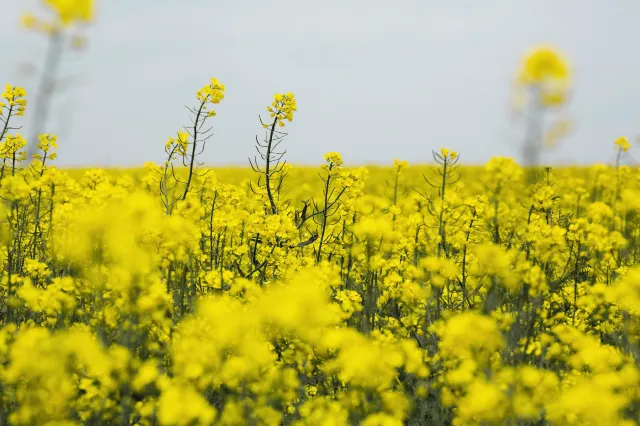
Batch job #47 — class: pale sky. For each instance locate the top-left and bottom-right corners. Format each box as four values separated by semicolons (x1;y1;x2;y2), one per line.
0;1;638;167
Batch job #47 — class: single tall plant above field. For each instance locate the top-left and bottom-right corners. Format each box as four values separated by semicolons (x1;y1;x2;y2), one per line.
513;45;572;184
250;92;297;215
159;78;225;215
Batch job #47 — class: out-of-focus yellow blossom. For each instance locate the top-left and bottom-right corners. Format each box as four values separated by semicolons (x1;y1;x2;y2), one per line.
157;381;216;426
21;0;93;31
44;0;93;26
516;45;571;107
437;312;504;362
323;151;344;167
543;118;572;148
439;147;458;160
393;158;409;170
519;45;570;84
614;136;631;152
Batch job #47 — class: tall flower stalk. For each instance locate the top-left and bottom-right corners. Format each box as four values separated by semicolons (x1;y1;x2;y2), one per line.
513;45;571;184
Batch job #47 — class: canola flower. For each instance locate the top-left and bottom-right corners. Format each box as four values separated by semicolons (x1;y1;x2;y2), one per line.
614;136;631;153
514;45;573;182
264;92;297;128
22;0;93;31
0;76;639;426
0;85;27;118
518;45;570;84
517;45;571;107
19;0;94;161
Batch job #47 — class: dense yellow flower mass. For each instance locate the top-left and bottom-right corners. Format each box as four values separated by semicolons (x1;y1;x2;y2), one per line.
1;81;640;426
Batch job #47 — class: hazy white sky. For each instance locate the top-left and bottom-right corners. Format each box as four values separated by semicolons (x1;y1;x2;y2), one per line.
0;0;638;166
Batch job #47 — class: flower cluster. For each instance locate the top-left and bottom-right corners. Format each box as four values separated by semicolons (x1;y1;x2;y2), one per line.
0;85;27;117
614;136;630;152
266;92;297;127
21;0;93;32
164;130;190;159
196;78;226;117
516;45;571;107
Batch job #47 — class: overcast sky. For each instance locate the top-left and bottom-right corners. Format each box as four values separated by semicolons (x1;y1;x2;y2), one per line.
0;1;638;167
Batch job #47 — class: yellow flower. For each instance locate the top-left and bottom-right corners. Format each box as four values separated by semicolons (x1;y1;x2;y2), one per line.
20;14;39;29
1;134;28;160
614;136;630;153
323;151;343;167
267;92;297;127
132;360;159;392
43;0;93;26
165;130;191;158
1;85;27;116
517;45;571;107
518;45;570;85
196;78;225;112
393;158;408;170
36;133;59;154
157;381;216;425
456;378;508;423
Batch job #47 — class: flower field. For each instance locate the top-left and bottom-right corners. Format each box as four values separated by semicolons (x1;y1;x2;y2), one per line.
1;81;640;426
2;2;640;425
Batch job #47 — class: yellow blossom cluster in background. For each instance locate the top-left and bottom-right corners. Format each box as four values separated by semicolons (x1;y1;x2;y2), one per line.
21;0;93;33
516;45;572;108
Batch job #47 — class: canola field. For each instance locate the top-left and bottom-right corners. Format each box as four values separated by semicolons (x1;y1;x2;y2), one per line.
2;4;640;423
1;82;640;426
